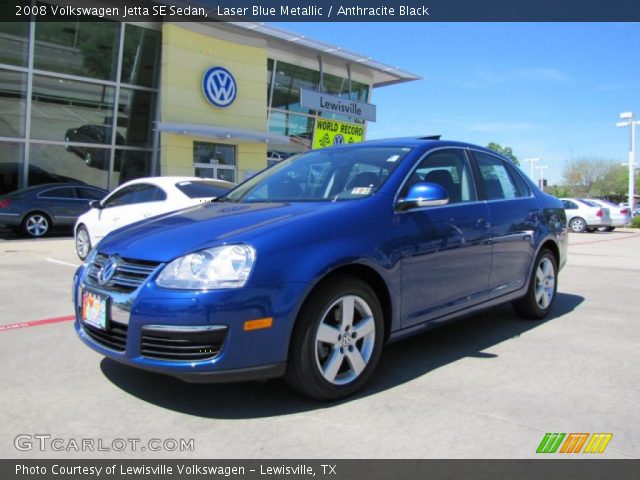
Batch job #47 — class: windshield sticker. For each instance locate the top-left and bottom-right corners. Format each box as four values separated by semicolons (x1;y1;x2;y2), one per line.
386;155;400;163
351;187;372;195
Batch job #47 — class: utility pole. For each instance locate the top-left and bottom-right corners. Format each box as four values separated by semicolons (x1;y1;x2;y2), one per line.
616;112;637;210
536;165;548;190
522;158;540;181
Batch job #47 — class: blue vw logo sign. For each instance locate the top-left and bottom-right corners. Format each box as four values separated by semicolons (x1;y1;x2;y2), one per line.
202;66;237;108
98;256;120;286
333;134;345;145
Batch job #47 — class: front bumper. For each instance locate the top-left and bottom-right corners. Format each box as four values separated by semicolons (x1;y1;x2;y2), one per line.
73;265;307;382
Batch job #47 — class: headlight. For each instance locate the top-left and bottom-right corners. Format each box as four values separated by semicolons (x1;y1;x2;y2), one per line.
156;245;256;290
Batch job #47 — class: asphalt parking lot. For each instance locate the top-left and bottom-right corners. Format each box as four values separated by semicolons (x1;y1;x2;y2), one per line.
0;227;639;459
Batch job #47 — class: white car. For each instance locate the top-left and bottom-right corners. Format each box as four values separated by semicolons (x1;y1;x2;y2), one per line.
560;197;611;233
586;199;632;231
74;177;233;259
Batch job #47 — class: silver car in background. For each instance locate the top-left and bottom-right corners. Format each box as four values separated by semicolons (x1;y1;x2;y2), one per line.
560;198;611;233
586;199;632;231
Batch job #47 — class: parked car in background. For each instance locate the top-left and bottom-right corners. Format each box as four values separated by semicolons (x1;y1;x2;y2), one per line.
73;138;568;400
74;176;233;259
560;198;611;232
0;183;108;237
586;199;631;231
65;125;125;170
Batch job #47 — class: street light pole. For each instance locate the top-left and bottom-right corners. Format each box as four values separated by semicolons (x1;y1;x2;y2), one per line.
522;157;540;181
617;112;638;211
536;165;548;190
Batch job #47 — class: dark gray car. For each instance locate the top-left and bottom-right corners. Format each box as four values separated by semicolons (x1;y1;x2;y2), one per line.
0;183;108;237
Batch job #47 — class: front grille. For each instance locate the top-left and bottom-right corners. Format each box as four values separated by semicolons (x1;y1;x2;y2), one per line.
87;253;160;293
141;327;227;361
83;322;128;352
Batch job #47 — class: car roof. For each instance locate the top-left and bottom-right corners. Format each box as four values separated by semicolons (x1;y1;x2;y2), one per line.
326;137;513;160
3;183;105;197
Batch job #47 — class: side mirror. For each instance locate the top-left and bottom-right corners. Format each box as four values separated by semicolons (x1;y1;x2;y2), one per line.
89;200;102;209
397;182;449;211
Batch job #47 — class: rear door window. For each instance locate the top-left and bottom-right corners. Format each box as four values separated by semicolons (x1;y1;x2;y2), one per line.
474;152;528;200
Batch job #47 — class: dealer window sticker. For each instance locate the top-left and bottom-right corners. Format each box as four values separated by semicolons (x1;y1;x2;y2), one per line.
351;187;372;195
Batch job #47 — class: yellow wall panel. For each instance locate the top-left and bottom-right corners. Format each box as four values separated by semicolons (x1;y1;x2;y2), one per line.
160;24;269;178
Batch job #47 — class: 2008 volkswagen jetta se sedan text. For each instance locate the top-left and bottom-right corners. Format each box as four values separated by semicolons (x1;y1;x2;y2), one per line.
74;138;568;400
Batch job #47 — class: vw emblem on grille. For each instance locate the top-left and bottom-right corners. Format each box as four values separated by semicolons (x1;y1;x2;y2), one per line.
202;66;237;108
98;256;120;286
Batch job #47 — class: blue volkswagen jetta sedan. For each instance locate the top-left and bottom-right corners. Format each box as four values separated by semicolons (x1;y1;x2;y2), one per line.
74;138;567;400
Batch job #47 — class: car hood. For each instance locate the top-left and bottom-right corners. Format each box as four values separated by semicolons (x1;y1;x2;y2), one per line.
96;201;352;262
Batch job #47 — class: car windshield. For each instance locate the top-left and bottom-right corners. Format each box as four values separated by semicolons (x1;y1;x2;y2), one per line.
225;146;412;203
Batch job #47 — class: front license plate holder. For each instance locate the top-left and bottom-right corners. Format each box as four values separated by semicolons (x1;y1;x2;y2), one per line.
81;290;109;330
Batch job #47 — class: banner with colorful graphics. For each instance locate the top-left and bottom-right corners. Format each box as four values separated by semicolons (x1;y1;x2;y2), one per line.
312;119;365;149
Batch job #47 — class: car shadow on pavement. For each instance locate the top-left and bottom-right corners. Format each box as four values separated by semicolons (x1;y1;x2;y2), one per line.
0;227;72;241
100;292;584;418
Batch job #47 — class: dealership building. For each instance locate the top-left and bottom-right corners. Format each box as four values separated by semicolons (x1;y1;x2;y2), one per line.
0;18;419;194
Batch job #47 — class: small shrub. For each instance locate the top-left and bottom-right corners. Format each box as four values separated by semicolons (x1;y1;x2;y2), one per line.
632;216;640;229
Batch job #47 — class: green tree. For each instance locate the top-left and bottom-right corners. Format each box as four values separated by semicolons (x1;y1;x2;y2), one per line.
487;142;520;166
562;157;629;201
547;185;574;198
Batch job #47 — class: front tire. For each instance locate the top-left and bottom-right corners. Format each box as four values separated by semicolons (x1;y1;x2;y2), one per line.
75;225;91;260
22;212;50;237
513;249;558;320
285;275;384;401
569;217;587;233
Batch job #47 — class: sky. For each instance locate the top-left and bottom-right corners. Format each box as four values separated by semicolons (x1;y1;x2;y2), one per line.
276;22;640;184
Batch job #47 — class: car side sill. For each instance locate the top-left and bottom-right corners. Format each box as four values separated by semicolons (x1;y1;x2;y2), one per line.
387;289;526;344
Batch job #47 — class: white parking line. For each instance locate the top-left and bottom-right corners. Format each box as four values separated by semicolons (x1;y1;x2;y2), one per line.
46;257;80;268
62;106;88;122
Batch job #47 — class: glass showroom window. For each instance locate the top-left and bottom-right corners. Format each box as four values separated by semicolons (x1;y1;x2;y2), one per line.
268;111;315;152
29;143;109;189
271;61;320;115
34;21;120;81
0;69;27;138
31;74;116;143
0;20;160;195
0;22;29;67
0;142;24;195
115;150;153;186
194;142;236;183
121;25;161;88
117;89;156;147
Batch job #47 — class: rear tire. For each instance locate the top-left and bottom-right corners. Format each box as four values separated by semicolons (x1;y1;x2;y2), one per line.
513;249;558;320
285;275;384;401
569;217;587;233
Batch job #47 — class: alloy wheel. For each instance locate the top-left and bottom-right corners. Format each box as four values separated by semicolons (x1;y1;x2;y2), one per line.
76;228;90;259
25;214;49;237
314;295;376;385
535;257;556;310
